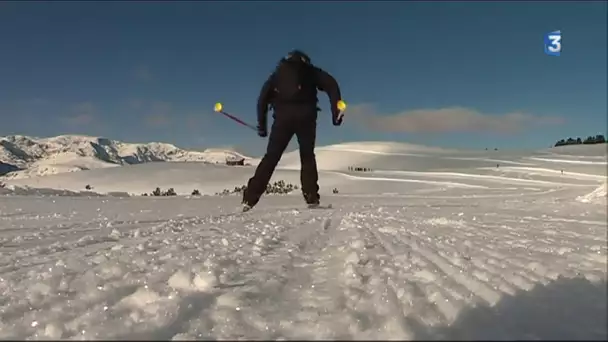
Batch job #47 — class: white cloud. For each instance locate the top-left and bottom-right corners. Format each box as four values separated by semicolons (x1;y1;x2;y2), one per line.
348;104;565;134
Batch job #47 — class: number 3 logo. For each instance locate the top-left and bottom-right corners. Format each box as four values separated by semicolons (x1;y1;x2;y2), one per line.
548;34;561;53
544;30;562;56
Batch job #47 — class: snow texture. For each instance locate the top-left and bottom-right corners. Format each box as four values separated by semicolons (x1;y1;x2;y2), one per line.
0;134;250;180
577;182;607;205
0;139;606;340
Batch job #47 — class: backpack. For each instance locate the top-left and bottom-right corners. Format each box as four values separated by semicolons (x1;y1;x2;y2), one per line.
270;60;317;104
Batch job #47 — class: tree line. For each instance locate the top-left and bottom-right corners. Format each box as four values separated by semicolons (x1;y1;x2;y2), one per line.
348;166;373;172
554;134;606;147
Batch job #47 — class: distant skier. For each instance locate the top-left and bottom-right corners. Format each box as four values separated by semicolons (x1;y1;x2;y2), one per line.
242;50;344;211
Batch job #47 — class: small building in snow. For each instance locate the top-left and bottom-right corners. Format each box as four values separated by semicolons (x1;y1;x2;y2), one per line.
226;156;245;166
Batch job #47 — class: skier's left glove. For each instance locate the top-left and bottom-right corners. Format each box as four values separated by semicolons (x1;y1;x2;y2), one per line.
257;125;268;138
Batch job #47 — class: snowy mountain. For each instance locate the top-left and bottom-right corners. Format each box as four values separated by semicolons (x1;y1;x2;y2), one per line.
0;134;250;179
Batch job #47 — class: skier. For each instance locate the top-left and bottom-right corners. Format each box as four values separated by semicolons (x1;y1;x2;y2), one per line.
241;50;344;212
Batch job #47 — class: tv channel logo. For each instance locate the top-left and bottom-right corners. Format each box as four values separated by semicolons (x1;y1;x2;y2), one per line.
544;30;561;56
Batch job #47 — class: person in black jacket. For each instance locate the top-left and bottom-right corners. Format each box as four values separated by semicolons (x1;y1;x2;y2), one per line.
242;50;344;211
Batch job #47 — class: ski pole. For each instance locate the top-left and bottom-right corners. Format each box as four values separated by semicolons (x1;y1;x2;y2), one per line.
337;100;347;121
213;103;257;132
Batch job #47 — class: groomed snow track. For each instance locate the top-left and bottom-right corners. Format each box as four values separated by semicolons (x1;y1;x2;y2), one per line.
0;190;605;340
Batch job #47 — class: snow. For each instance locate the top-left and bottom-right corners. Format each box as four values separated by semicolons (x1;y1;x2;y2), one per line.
4;141;604;196
541;143;608;157
278;141;459;171
0;140;606;340
0;134;251;180
200;148;249;164
577;182;607;204
527;157;607;165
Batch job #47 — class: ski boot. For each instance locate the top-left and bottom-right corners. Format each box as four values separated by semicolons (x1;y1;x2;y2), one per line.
241;187;259;212
242;204;253;213
303;192;321;209
307;202;321;209
241;197;258;213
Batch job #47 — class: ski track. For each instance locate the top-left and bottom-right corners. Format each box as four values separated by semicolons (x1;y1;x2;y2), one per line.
527;157;608;165
0;186;606;340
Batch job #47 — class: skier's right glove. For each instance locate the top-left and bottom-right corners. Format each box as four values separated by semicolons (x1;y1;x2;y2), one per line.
257;125;268;138
332;100;346;126
332;115;343;126
332;107;344;126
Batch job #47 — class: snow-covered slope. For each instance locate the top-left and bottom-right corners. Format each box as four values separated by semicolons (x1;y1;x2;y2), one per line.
0;139;606;339
0;135;250;179
4;139;606;196
198;147;250;164
541;143;608;157
277;141;608;179
0;178;606;339
577;182;607;204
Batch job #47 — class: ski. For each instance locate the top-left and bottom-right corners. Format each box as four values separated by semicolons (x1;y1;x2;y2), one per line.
240;203;333;213
307;203;333;209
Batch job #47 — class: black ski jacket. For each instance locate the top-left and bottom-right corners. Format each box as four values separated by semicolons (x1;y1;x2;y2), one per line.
256;62;342;129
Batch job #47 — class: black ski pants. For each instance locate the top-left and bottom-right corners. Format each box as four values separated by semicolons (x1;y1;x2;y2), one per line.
243;110;319;206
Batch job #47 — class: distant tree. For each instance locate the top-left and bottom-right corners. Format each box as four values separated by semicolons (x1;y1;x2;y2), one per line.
215;180;298;196
162;188;177;196
152;187;162;196
554;139;566;147
555;134;606;147
192;189;201;196
85;184;92;190
553;134;606;147
332;188;339;194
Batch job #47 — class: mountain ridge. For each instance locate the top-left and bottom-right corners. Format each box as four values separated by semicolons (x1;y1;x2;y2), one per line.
0;134;251;179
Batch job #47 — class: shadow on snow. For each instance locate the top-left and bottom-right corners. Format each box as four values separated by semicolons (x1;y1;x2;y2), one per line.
409;276;607;340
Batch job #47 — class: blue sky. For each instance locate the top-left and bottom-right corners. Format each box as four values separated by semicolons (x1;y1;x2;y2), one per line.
0;1;606;156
